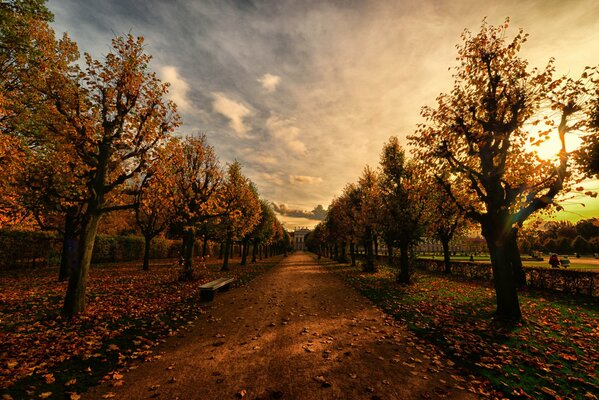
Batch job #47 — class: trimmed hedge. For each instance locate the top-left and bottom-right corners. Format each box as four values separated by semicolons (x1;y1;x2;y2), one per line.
0;230;61;269
0;230;182;269
414;259;598;297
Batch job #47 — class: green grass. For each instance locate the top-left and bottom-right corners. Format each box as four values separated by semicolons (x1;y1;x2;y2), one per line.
322;260;599;399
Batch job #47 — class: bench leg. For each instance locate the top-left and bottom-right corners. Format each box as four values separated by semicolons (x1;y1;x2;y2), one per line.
219;283;231;292
200;289;215;303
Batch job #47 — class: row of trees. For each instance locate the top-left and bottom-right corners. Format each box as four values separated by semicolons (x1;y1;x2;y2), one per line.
519;219;599;255
306;138;468;282
0;1;290;317
308;19;599;322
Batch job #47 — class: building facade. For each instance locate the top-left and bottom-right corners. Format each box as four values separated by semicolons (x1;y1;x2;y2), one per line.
292;227;310;251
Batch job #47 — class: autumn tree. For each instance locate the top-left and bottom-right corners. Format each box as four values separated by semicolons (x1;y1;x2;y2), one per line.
378;137;427;283
218;161;261;271
28;33;179;316
574;96;599;177
356;166;380;273
135;150;176;271
0;0;53;225
249;200;275;263
167;134;222;280
410;19;595;321
422;173;468;274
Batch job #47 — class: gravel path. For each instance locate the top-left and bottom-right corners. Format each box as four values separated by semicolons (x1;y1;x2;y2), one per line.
84;252;477;400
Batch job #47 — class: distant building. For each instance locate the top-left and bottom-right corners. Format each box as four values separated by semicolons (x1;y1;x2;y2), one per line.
291;227;311;251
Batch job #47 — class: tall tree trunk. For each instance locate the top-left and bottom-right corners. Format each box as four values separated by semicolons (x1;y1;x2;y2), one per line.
333;244;339;261
142;235;152;271
222;234;232;271
509;229;526;288
397;241;410;283
441;238;451;274
241;241;248;265
218;242;223;259
58;210;78;282
363;227;376;272
202;235;208;257
387;242;394;266
180;228;195;280
62;212;101;317
350;241;356;266
484;230;522;321
374;236;379;256
339;242;347;263
251;240;258;263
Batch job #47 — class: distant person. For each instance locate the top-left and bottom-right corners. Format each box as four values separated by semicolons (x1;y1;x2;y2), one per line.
549;253;560;269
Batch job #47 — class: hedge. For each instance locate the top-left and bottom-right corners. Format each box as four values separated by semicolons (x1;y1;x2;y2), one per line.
0;230;182;269
414;259;598;297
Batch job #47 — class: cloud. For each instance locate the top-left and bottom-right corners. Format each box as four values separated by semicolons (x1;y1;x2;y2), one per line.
212;92;252;138
289;175;323;185
258;73;281;92
272;203;327;221
244;153;278;165
266;115;307;155
158;66;191;111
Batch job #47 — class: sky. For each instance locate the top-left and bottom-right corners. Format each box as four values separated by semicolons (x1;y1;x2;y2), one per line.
47;0;599;229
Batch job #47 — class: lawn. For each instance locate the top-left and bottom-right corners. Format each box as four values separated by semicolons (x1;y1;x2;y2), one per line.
418;255;599;271
323;260;599;399
0;255;283;399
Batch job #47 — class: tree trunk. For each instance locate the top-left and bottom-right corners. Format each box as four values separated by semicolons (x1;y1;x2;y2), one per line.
387;243;394;266
350;242;356;266
222;234;231;271
58;211;78;282
508;229;526;288
485;232;522;321
374;236;379;256
363;227;376;272
218;242;223;259
202;235;208;257
339;242;347;263
241;241;248;265
142;235;152;271
251;240;258;263
441;238;451;274
180;228;195;280
62;212;101;316
397;241;410;283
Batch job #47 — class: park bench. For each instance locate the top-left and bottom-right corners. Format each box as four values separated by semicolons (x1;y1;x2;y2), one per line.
199;277;235;303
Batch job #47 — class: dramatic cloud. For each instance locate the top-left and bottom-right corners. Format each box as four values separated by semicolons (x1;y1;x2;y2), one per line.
211;92;252;138
266;115;307;156
158;65;191;111
48;0;599;227
272;203;327;221
258;73;281;92
289;175;323;185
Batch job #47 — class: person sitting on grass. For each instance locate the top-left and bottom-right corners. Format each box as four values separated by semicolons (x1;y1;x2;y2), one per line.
549;253;561;269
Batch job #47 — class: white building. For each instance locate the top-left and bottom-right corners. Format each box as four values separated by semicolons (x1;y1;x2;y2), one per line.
292;227;310;251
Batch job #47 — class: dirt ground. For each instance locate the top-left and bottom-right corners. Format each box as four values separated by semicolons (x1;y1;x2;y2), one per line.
83;252;478;400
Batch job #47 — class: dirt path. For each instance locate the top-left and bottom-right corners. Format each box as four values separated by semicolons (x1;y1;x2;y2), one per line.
84;252;477;400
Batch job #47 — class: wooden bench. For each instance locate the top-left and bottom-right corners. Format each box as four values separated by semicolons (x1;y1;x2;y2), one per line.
200;277;235;303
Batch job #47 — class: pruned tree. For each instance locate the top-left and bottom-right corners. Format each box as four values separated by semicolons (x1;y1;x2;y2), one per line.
378;137;427;283
28;33;180;316
218;161;261;271
410;19;596;321
167;134;222;280
135;149;176;271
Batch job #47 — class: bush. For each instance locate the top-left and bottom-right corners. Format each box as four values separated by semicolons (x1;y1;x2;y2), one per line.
0;229;61;269
0;230;181;269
